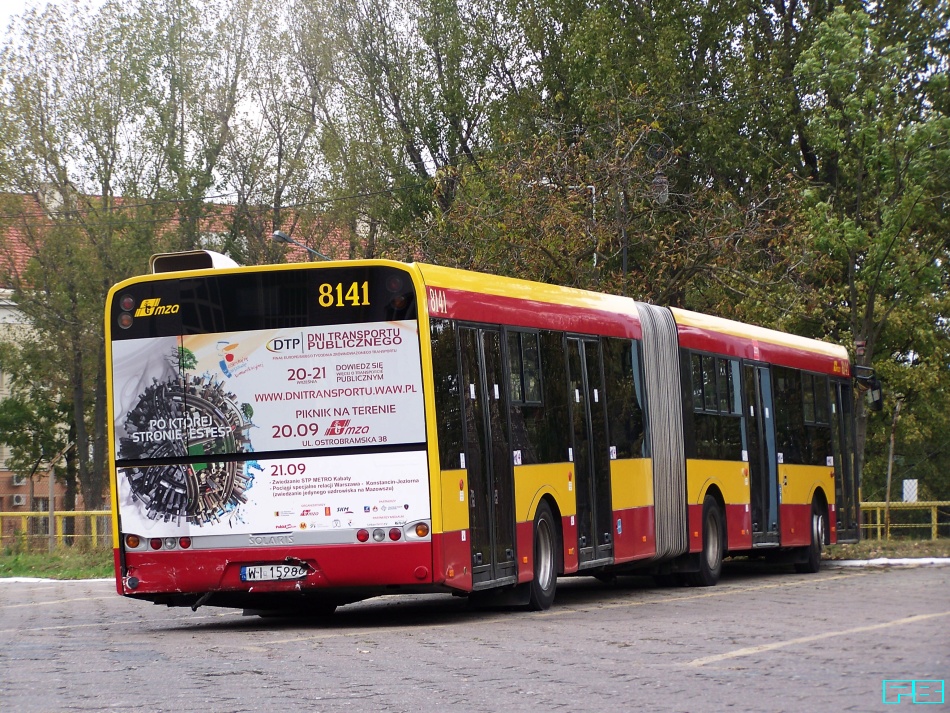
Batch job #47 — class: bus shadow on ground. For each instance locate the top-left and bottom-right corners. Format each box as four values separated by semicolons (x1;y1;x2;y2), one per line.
160;560;818;633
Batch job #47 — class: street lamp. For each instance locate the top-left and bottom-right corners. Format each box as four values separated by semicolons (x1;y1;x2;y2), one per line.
621;167;671;283
272;230;330;261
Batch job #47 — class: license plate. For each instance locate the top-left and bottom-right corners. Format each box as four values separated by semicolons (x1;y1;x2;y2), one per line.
240;564;308;582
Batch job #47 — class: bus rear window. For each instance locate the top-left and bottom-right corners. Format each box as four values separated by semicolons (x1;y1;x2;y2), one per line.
111;265;417;340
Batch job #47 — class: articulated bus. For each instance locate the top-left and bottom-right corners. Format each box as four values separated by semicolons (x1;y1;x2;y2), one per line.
107;251;864;614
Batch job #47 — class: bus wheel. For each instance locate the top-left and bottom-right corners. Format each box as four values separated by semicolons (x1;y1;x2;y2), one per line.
794;500;826;574
528;501;558;611
688;494;724;587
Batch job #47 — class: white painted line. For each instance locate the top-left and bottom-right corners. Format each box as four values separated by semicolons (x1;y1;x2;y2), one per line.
687;610;950;667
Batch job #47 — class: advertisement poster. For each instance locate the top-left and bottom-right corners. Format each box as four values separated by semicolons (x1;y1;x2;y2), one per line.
112;320;429;535
116;451;430;537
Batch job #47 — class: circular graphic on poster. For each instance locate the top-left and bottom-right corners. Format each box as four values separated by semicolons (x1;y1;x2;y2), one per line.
118;373;256;525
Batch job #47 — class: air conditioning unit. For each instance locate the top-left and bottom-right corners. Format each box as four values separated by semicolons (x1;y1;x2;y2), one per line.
12;494;27;507
11;474;27;487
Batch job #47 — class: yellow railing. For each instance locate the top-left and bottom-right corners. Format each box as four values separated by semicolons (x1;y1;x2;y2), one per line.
0;510;112;549
1;503;946;548
860;501;950;541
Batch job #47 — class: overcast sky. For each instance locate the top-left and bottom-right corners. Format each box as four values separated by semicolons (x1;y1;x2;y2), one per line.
0;1;106;34
0;0;41;28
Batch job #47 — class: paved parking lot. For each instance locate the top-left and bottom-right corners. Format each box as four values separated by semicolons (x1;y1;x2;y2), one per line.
0;562;947;712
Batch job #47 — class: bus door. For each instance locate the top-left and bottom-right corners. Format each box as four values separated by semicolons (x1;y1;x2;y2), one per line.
832;382;859;542
743;363;780;545
567;337;613;565
459;326;517;587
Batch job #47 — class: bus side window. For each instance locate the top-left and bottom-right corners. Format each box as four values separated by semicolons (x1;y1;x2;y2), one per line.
430;319;465;470
602;337;645;459
773;367;807;464
687;352;742;460
508;329;544;465
805;374;832;465
512;331;570;464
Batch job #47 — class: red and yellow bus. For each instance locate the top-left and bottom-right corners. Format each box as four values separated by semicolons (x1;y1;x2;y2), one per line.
106;252;863;614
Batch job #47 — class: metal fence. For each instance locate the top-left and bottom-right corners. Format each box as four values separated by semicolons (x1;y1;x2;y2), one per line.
1;503;947;550
0;510;112;551
859;502;950;541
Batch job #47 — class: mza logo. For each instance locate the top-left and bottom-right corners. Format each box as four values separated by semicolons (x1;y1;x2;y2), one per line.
325;419;369;435
134;298;180;317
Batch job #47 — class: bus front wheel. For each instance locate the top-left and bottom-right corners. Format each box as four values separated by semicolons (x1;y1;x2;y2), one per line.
527;501;558;610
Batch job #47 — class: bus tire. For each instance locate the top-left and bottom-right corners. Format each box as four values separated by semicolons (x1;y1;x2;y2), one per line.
527;500;558;611
688;494;724;587
794;499;826;574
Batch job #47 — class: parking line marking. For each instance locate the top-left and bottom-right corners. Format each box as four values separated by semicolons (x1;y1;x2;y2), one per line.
686;610;950;667
0;595;115;610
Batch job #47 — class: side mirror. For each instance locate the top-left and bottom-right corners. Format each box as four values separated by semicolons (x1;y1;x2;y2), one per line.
867;377;883;411
854;366;884;411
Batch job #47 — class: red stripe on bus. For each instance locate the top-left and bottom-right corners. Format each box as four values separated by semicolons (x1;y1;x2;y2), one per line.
431;287;642;339
119;542;434;596
677;324;849;376
780;503;812;547
725;504;753;550
613;505;657;562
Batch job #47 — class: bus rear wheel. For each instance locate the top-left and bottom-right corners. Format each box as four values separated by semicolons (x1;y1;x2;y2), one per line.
688;494;724;587
527;501;558;610
794;500;826;574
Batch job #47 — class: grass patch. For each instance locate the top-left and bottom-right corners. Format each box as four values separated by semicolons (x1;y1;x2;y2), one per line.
826;538;950;561
0;547;113;580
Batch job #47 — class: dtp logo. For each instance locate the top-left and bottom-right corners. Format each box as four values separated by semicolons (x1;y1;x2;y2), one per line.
883;680;945;705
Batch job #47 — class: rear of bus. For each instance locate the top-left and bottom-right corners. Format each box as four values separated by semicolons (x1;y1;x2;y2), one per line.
107;257;434;611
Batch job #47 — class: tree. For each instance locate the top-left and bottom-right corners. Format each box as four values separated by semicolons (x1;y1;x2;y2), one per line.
288;0;503;251
0;3;160;509
783;6;950;494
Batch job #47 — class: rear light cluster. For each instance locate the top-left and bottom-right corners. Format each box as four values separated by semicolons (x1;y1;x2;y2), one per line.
117;293;136;330
124;534;191;551
355;521;429;544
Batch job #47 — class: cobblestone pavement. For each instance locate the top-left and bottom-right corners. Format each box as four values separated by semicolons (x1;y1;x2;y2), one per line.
0;562;947;712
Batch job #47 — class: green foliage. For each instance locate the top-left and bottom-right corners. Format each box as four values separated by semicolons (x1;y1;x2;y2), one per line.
0;0;946;504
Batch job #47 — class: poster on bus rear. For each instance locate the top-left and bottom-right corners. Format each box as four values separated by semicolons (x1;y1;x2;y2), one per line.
111;319;425;460
115;450;431;538
110;320;429;535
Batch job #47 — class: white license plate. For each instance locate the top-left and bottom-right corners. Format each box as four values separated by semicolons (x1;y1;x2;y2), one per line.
240;564;308;582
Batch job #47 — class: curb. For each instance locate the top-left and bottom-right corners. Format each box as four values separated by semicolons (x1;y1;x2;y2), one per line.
824;558;950;568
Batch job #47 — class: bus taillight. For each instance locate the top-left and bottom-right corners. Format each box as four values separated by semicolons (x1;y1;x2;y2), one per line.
178;537;192;549
389;528;402;541
414;523;429;538
149;538;162;550
124;534;141;549
356;529;370;542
